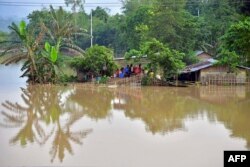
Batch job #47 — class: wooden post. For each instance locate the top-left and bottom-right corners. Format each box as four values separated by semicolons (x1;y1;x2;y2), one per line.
175;75;178;86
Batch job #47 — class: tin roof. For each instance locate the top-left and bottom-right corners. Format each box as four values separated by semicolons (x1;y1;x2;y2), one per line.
195;50;204;56
181;58;250;73
181;58;218;73
237;66;250;70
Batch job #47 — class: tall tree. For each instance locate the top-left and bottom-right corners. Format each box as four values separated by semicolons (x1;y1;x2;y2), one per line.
150;0;198;53
121;0;152;15
0;21;42;83
44;6;85;54
220;18;250;66
125;6;153;50
92;6;109;23
195;0;239;54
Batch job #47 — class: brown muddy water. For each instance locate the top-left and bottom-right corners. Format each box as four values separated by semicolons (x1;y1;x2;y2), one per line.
0;65;250;167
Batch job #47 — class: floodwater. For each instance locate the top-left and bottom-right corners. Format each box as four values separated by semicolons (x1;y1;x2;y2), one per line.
0;65;250;167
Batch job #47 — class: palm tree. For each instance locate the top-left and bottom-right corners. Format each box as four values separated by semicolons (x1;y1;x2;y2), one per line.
45;5;86;55
0;21;45;83
1;6;86;83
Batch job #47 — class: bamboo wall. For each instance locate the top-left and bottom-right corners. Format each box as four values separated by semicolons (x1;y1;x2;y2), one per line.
200;66;249;85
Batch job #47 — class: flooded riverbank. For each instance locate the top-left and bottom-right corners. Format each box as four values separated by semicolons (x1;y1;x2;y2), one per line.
0;65;249;167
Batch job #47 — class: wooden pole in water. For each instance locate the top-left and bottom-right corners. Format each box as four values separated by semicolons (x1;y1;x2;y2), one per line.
176;74;178;86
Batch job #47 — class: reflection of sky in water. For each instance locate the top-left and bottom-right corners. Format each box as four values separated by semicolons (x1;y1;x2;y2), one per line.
0;64;27;85
0;64;27;107
0;66;250;167
111;98;126;104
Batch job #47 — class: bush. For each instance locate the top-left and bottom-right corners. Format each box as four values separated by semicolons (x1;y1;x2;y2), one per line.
70;45;118;78
59;74;77;83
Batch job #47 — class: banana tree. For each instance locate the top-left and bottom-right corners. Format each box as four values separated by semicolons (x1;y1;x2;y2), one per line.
35;40;61;83
1;6;86;84
0;20;43;83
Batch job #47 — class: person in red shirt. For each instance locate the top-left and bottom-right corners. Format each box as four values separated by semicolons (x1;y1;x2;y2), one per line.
134;65;139;74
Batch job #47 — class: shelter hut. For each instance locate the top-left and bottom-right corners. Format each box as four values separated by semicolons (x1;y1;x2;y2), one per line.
179;52;250;85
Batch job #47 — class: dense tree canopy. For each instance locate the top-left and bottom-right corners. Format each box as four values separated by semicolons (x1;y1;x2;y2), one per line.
219;18;250;66
126;39;185;79
1;0;250;83
18;0;249;61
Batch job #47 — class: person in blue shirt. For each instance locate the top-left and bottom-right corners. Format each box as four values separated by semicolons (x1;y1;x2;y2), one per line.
125;65;130;77
119;67;125;78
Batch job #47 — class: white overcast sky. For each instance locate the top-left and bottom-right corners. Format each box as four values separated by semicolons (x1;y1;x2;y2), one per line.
0;0;123;19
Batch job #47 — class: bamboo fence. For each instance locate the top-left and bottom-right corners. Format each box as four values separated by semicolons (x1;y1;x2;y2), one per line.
202;75;250;86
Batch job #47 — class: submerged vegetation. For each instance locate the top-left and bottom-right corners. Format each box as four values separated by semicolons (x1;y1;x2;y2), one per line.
0;0;250;84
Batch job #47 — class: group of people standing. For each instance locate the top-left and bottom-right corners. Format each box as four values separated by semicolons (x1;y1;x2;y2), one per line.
114;64;142;78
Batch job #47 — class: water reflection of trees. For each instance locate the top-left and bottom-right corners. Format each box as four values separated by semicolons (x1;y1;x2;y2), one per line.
112;86;250;149
1;84;250;157
69;85;114;120
112;87;203;134
0;85;92;162
69;85;250;150
198;86;250;149
181;86;250;149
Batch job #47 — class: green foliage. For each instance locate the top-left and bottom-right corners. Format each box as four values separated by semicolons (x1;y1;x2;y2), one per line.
122;0;152;15
44;41;59;63
150;1;198;53
28;6;86;55
193;0;239;54
142;39;185;79
96;14;128;57
1;6;89;84
27;9;52;27
220;18;250;66
1;21;40;83
125;6;153;50
50;47;58;63
121;0;236;55
34;40;63;83
71;45;117;77
99;76;109;84
125;49;142;63
183;51;199;65
45;42;51;52
217;49;240;72
126;39;185;80
1;16;71;84
59;74;77;83
92;6;109;22
19;20;26;36
2;0;250;84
